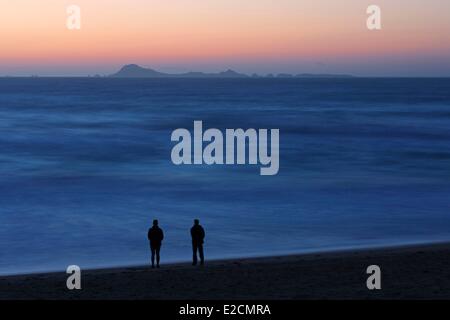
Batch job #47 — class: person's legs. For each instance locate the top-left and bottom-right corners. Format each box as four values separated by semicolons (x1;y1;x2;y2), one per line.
150;244;156;268
198;244;204;265
192;242;198;265
156;244;161;267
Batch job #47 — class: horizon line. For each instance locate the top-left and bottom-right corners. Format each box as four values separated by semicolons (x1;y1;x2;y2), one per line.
1;64;450;79
2;75;450;78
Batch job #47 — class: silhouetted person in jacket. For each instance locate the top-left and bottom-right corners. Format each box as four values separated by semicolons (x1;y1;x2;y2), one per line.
147;219;164;268
191;219;205;266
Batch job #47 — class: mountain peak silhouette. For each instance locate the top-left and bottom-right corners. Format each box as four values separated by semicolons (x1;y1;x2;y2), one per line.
110;64;248;78
113;64;166;78
110;64;354;79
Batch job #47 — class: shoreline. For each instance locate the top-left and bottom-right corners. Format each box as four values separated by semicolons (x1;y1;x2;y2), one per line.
2;241;450;299
2;239;448;278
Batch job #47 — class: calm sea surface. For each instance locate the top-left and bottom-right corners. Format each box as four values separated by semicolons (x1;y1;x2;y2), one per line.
1;78;450;275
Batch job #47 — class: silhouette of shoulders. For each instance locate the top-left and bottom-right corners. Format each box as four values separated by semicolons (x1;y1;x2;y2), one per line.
148;226;164;243
191;224;205;242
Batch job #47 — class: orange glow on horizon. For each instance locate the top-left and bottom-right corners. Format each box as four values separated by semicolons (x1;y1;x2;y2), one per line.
0;0;449;74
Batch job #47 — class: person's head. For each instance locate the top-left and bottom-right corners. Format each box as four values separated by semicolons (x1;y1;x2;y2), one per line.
153;219;158;226
194;219;199;225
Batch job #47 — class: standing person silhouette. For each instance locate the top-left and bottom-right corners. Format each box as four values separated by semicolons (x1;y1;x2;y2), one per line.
191;219;205;266
147;219;164;268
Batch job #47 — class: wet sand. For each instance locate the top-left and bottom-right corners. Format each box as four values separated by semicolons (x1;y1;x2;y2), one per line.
1;242;450;299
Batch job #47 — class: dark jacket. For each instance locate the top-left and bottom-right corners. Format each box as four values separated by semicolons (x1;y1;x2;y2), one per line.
191;225;205;244
148;226;164;245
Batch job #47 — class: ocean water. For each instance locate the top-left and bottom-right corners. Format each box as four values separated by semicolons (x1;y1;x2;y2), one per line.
1;78;450;275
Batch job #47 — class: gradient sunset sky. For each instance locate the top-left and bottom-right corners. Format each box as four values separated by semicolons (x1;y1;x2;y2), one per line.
1;0;449;76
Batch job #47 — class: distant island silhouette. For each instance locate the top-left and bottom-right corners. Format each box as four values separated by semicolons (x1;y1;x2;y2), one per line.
110;64;354;79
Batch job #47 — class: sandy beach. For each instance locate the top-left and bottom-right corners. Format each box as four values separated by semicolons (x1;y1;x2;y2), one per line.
1;242;450;300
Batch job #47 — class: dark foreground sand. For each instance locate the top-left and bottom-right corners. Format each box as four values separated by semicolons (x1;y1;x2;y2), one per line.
1;243;450;299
